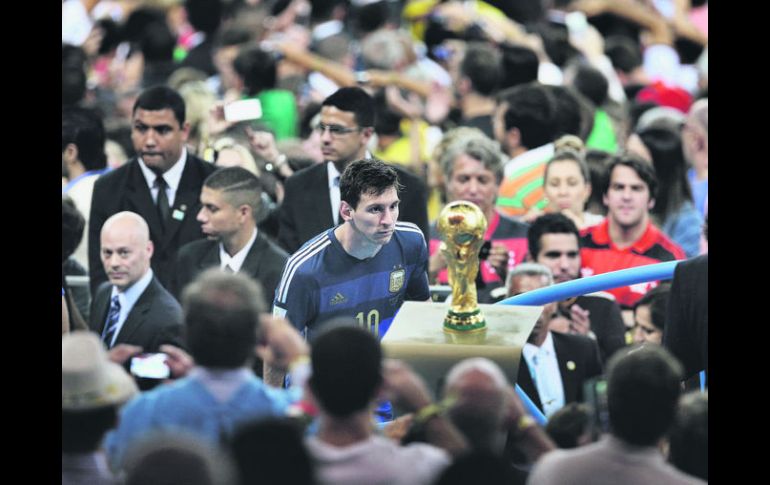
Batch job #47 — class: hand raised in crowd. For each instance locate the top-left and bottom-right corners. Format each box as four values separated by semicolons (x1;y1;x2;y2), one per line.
552;300;593;336
486;243;510;279
256;314;309;371
568;303;592;335
382;414;415;442
207;101;235;138
245;126;294;179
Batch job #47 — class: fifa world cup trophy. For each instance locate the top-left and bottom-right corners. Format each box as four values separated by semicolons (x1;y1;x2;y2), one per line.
437;201;488;333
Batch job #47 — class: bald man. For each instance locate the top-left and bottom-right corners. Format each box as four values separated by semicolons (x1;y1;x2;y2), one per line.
89;211;184;352
444;358;510;453
443;358;555;466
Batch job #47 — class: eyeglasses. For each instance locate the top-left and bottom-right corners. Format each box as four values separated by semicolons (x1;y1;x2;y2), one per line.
315;123;361;137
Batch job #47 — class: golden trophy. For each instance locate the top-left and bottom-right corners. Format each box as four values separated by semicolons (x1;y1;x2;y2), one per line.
381;200;543;397
437;201;488;333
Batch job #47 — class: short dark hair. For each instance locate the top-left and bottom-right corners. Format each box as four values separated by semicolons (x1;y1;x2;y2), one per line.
139;20;176;63
500;44;539;89
133;85;186;126
604;152;658;200
545;402;591;449
633;282;670;332
62;44;87;106
546;85;595;141
572;64;609;107
339;158;401;210
604;35;642;74
497;83;557;150
62;407;118;453
668;391;708;481
230;417;315;485
182;270;265;369
309;0;346;22
460;42;502;96
373;89;402;137
62;106;107;171
233;45;277;96
527;213;580;260
606;345;683;446
309;326;383;418
204;166;263;219
185;0;223;35
434;450;516;485
62;196;85;263
322;87;375;128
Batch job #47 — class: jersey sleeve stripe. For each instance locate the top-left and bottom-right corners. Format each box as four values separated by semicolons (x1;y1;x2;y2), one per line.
395;222;425;240
277;236;330;303
278;233;329;294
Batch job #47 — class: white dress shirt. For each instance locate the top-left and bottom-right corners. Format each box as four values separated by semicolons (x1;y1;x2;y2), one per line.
327;162;342;225
219;228;258;273
523;331;566;418
137;148;187;208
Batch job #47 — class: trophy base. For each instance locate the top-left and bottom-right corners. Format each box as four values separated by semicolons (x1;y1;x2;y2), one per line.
382;301;543;398
443;308;487;333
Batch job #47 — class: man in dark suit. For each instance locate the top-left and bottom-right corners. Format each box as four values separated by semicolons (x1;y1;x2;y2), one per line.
508;263;602;417
89;212;184;352
664;253;708;382
173;166;289;308
277;86;429;254
88;85;217;294
528;213;627;363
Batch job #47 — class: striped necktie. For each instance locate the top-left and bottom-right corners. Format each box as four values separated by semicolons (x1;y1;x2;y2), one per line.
101;295;121;348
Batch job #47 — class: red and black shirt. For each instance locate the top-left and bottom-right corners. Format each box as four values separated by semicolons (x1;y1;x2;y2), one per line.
580;219;686;308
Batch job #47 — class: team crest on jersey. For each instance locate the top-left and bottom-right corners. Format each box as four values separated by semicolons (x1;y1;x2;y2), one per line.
389;269;405;293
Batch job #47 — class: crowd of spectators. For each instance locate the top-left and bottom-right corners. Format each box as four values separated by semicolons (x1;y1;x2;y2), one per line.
63;0;708;483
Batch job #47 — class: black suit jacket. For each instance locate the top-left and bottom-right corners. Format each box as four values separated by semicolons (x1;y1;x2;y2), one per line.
574;293;627;363
516;331;603;414
276;162;429;253
664;254;708;380
172;232;289;308
89;276;184;352
88;154;217;294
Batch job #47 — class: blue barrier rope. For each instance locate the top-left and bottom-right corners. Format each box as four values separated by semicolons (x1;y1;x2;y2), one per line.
498;261;681;307
498;261;683;424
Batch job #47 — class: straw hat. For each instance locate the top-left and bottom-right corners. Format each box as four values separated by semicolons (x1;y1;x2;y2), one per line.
62;331;138;410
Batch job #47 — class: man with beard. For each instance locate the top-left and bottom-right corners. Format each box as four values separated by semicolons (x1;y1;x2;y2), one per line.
272;159;430;398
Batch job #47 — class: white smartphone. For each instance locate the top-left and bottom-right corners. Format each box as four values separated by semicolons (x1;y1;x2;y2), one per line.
130;353;170;379
224;99;263;122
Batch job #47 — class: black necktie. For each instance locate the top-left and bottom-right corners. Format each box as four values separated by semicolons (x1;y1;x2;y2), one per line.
155;175;170;231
